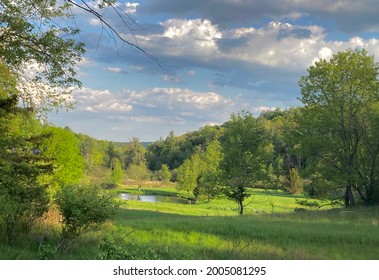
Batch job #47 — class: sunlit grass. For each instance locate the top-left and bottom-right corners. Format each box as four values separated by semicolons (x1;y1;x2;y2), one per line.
1;183;378;260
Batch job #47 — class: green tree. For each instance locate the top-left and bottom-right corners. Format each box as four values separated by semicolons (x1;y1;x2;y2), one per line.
124;137;146;168
0;64;52;243
111;157;123;186
127;163;149;193
198;139;223;201
176;151;202;196
39;126;84;190
299;49;379;206
281;167;303;194
158;164;171;182
221;111;268;215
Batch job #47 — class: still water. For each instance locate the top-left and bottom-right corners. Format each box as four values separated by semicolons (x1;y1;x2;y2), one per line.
119;193;191;204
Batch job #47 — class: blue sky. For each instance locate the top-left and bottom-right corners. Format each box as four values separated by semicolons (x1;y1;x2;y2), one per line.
48;0;379;142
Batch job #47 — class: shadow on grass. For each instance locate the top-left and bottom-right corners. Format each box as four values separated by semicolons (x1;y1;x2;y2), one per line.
113;207;379;259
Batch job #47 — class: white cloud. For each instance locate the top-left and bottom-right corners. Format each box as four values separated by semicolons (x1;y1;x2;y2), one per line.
142;0;379;34
123;2;140;14
105;67;124;73
131;19;379;74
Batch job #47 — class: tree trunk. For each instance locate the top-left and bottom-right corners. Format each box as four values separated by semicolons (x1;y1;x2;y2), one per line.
238;199;244;216
344;183;355;207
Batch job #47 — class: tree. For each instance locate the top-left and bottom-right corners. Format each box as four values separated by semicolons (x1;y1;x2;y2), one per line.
127;162;149;193
0;0;159;113
176;151;202;195
281;167;303;194
0;64;52;243
197;139;223;202
111;157;123;186
221;111;268;215
124;137;146;168
299;49;379;206
39;126;84;191
157;164;171;182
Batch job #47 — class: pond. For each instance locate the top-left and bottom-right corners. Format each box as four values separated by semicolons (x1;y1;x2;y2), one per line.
119;193;192;204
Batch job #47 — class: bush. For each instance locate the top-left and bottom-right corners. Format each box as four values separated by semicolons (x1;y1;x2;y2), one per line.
55;184;119;250
97;234;167;260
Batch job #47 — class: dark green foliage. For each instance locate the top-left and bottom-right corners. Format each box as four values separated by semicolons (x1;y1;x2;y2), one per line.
146;126;222;171
0;65;53;243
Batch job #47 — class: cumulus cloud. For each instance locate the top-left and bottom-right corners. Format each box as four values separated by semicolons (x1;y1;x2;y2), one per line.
141;0;379;34
71;86;243;126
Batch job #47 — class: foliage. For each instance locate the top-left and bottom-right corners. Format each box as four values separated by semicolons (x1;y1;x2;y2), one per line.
126;163;150;192
221;111;268;215
146;126;222;171
39;126;84;191
177;150;202;195
97;235;133;260
97;234;165;260
111;157;123;186
55;184;118;249
176;140;223;201
0;64;52;243
299;49;379;206
0;0;157;113
281;168;303;194
157;164;172;182
124;137;146;168
197;139;223;201
0;0;84;111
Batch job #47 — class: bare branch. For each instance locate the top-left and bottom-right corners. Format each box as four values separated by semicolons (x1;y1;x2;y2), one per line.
66;0;164;68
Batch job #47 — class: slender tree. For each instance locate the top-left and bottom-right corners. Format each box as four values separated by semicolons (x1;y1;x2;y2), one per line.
221;111;268;215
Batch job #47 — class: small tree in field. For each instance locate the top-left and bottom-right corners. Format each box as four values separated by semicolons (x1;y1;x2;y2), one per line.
127;163;149;193
221;111;268;215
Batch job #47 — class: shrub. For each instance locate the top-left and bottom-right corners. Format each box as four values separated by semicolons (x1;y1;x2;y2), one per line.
55;184;119;250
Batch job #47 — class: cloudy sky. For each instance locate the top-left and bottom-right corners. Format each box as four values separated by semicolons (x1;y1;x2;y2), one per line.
48;0;379;142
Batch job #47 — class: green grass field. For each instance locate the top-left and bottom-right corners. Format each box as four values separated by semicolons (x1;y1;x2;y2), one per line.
1;184;378;260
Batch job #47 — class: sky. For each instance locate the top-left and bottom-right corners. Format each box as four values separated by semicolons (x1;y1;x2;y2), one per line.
48;0;379;142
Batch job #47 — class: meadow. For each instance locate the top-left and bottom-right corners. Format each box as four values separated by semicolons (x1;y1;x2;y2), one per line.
1;184;378;260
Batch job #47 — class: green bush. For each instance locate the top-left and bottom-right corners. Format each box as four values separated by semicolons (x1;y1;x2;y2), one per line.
97;234;167;260
55;184;119;249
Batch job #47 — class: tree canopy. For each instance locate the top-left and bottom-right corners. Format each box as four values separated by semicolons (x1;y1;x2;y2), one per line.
299;49;379;206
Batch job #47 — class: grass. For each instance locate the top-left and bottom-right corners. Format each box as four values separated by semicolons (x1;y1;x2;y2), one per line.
1;183;378;260
108;201;379;259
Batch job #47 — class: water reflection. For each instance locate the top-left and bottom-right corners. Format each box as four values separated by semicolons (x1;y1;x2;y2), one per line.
119;193;191;204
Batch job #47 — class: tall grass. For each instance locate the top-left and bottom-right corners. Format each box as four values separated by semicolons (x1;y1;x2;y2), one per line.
1;185;378;259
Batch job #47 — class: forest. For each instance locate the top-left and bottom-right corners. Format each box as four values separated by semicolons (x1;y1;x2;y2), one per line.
1;1;379;259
